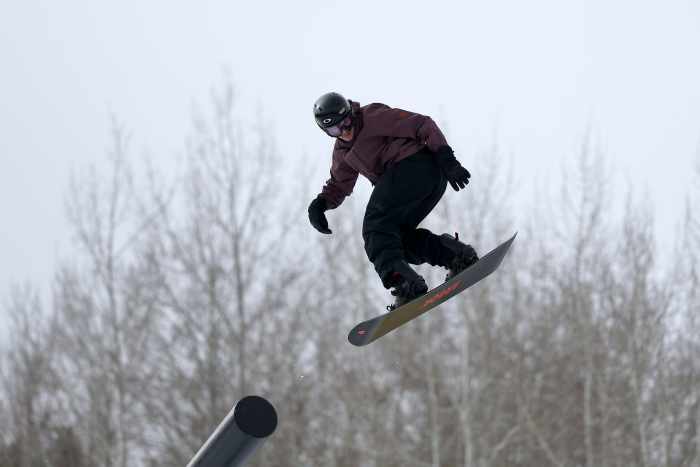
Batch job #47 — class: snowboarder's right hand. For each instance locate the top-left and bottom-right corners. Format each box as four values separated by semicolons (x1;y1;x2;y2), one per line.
308;196;332;234
435;145;471;191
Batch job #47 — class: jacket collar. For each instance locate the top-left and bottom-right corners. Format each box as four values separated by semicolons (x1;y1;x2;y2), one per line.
335;100;362;149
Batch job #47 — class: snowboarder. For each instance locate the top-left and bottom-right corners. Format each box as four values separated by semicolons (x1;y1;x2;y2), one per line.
308;92;479;310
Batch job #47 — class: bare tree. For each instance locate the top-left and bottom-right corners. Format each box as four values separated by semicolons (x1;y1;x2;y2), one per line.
130;79;310;466
0;284;71;467
52;117;157;466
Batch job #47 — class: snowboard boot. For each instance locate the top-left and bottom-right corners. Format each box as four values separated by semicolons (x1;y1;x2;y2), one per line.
440;232;479;282
382;260;429;311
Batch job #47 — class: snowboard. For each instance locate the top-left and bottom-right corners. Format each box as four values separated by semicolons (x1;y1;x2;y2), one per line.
348;232;517;347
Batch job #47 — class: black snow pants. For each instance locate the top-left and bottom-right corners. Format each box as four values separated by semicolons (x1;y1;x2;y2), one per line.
362;149;451;288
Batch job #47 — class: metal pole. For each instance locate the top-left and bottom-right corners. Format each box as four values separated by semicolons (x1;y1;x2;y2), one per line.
186;395;278;467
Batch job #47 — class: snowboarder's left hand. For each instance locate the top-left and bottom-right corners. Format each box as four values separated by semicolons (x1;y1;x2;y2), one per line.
308;196;333;234
435;145;471;191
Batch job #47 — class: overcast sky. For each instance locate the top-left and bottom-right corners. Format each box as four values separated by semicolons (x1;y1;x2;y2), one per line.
1;0;699;300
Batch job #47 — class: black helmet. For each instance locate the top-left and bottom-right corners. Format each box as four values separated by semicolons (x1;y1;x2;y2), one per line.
313;92;351;129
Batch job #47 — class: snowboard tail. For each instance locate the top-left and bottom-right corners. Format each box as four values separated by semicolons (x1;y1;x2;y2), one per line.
348;232;517;347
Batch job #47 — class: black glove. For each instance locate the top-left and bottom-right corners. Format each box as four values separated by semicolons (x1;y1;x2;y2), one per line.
308;196;332;234
435;145;471;191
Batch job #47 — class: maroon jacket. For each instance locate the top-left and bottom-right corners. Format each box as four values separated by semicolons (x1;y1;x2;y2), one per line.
319;101;449;209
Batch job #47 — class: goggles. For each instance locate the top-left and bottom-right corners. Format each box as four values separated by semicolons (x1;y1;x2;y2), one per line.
322;116;352;137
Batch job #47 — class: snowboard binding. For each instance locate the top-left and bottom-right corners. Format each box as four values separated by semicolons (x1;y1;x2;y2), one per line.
383;261;429;311
440;232;479;282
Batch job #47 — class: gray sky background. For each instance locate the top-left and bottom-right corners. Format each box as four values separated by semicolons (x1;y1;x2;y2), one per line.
1;0;699;301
